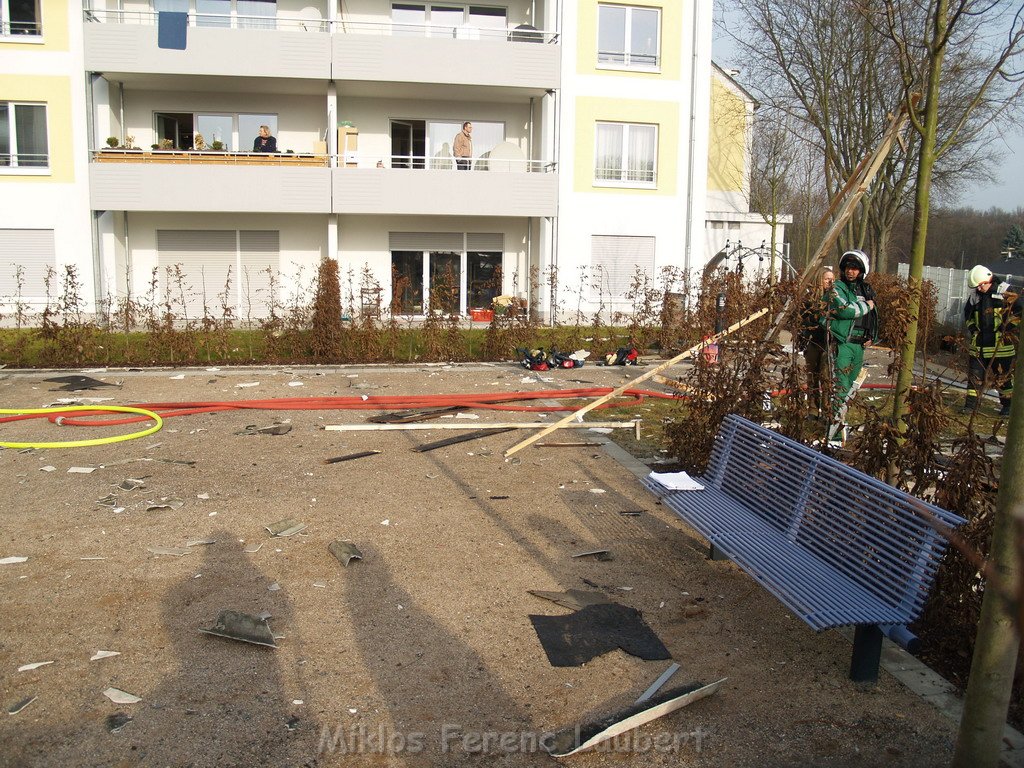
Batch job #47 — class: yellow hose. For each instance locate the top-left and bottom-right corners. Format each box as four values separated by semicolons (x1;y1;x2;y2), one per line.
0;405;163;449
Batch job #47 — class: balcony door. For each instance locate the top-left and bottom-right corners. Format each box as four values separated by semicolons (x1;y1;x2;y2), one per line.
389;232;503;316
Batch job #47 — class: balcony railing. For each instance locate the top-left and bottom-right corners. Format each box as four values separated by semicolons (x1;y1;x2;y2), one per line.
91;150;555;172
92;149;329;165
83;10;558;43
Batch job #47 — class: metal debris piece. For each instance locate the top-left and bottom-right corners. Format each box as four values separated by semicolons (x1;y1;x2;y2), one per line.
200;610;278;648
572;549;614;561
155;458;196;467
323;450;381;464
146;498;185;511
619;510;643;517
236;382;260;388
39;465;56;472
243;542;264;554
8;696;36;715
17;661;53;672
96;494;119;507
68;466;97;474
411;428;516;453
489;495;510;500
186;539;216;547
328;540;363;566
147;546;190;557
536;442;604;448
237;423;292;436
103;687;142;705
266;519;307;537
117;478;146;491
367;405;467;424
107;712;133;733
546;679;725;757
635;662;682;704
91;650;120;661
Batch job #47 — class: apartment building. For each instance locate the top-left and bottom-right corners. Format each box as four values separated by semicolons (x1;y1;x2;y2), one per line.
0;0;783;320
0;0;93;312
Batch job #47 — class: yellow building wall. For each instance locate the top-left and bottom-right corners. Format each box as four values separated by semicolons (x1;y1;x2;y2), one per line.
574;96;678;196
575;0;681;80
0;0;69;50
707;78;747;193
0;75;74;183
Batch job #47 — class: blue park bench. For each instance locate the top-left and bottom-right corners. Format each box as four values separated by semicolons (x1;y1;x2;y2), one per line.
642;414;967;683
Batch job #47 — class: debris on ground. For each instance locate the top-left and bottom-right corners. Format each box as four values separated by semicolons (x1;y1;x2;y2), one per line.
328;540;363;566
106;712;133;733
545;679;725;757
323;450;381;464
529;603;671;666
265;519;307;537
17;661;54;672
571;549;613;561
146;498;185;511
412;428;516;453
68;466;97;474
635;662;681;703
147;546;191;557
0;556;28;565
200;610;278;648
90;650;120;661
102;688;142;705
44;375;118;392
7;696;36;715
236;423;291;436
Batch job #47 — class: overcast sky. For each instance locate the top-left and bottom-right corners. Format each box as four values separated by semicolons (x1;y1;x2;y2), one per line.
711;11;1024;213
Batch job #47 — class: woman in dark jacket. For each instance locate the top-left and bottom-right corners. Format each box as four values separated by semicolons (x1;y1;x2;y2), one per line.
797;266;835;419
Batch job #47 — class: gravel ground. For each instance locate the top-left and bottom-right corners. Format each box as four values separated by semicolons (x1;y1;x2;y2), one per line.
0;363;957;767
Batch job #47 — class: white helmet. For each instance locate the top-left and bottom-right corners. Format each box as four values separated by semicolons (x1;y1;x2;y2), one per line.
839;249;869;276
968;265;993;288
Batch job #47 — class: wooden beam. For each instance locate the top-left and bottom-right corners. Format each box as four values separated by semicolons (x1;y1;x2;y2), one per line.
503;308;770;457
324;421;639;432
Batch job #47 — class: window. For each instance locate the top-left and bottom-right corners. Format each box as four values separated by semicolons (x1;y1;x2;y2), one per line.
391;3;507;39
0;102;47;169
594;122;656;187
598;4;660;70
590;235;655;301
2;0;40;36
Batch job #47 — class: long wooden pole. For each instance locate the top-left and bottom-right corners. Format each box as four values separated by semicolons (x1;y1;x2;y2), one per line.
325;421;638;432
503;308;769;457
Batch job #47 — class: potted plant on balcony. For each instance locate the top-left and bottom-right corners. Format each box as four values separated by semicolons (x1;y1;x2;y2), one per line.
210;140;225;152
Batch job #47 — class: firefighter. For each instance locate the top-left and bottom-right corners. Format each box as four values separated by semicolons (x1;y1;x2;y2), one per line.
962;265;1020;417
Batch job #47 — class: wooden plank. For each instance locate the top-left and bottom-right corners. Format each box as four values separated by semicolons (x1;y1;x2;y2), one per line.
503;308;770;457
411;428;516;453
324;421;639;432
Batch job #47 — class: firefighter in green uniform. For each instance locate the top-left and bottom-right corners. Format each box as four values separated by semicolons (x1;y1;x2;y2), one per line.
962;265;1020;417
820;250;878;443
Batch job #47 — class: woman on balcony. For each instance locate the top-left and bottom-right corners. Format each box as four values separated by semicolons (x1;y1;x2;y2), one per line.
253;125;278;153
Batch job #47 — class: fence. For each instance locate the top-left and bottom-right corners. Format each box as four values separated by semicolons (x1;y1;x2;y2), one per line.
897;263;968;329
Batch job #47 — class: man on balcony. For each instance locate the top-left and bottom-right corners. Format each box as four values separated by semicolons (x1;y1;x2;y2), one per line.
453;121;473;170
253;125;278;153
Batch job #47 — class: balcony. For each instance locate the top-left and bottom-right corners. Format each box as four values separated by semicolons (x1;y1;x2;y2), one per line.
83;10;331;79
89;150;331;212
82;11;559;90
88;150;557;217
331;20;560;92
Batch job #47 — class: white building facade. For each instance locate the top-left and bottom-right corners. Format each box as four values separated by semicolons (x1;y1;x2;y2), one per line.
1;1;783;322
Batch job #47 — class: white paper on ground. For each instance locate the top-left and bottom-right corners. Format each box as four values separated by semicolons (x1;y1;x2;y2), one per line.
0;556;28;565
91;650;120;661
17;661;54;672
648;471;705;491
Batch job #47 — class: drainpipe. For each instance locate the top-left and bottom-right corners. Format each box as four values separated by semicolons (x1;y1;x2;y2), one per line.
123;212;131;298
118;81;125;145
528;96;534;169
683;0;700;275
526;217;532;302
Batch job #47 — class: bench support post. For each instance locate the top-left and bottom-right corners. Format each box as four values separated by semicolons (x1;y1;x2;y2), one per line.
709;543;730;561
849;625;883;683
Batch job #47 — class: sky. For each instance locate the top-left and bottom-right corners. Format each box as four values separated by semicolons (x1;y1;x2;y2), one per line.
711;8;1024;213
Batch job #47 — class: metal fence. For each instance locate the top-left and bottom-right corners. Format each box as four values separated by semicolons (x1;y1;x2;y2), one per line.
896;263;969;329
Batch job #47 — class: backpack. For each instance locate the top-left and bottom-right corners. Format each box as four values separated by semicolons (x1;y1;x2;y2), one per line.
517;347;550;371
604;346;640;366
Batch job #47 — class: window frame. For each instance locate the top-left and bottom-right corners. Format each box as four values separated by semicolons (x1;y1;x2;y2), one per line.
596;3;661;72
0;101;49;174
593;121;658;189
1;0;42;39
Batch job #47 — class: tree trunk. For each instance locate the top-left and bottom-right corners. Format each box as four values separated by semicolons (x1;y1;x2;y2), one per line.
888;0;947;459
952;344;1024;767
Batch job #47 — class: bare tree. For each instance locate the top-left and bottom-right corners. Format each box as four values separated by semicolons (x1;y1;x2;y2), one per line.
726;0;1007;273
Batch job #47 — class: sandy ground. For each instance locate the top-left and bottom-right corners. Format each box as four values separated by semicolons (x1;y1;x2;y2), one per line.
0;363;958;767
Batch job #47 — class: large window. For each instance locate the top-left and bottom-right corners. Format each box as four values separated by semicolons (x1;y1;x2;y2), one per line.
594;122;656;187
154;111;277;151
597;4;660;70
391;3;507;39
2;0;40;36
0;103;47;169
